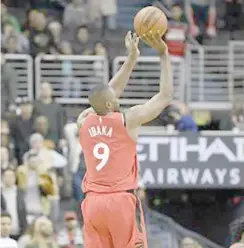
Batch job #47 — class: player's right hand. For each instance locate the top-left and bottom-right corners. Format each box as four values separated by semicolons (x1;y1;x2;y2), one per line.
142;30;168;54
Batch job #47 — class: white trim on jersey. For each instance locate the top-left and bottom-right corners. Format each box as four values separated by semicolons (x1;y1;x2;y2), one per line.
121;113;125;126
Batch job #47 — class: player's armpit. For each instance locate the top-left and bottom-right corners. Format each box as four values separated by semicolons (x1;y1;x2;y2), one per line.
77;107;95;130
125;92;172;128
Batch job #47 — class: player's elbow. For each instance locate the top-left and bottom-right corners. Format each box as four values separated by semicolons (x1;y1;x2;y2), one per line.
160;90;173;105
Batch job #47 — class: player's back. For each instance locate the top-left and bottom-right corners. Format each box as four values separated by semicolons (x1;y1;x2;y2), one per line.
79;112;138;193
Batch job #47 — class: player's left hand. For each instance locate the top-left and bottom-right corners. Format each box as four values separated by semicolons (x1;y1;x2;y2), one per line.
125;31;140;57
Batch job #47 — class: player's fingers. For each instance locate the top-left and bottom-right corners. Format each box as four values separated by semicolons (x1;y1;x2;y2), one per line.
142;34;151;46
136;37;140;46
132;32;137;43
150;31;158;43
147;31;158;45
125;31;131;41
143;32;152;42
156;30;162;40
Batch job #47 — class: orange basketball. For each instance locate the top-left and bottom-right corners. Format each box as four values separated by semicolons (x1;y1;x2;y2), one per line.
134;6;168;38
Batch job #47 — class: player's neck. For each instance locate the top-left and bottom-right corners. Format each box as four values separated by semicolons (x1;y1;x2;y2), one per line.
95;110;111;116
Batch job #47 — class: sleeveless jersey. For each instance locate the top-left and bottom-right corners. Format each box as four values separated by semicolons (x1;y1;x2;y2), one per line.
79;112;138;193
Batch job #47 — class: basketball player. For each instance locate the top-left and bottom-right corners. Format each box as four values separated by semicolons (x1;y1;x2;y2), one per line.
77;30;173;248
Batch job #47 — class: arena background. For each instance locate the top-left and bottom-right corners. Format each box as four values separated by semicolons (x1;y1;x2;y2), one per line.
1;0;244;247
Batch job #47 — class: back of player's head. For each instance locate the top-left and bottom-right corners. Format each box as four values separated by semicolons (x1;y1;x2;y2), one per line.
88;84;119;115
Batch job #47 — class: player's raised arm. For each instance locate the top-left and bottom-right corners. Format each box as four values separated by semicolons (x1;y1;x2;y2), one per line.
108;31;140;98
126;32;173;128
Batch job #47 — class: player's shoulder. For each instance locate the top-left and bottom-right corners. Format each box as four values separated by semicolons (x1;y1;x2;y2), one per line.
77;108;95;130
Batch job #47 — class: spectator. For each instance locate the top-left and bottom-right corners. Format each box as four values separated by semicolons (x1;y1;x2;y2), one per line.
0;212;18;248
26;216;58;248
230;217;244;244
74;25;92;55
1;119;11;148
1;119;16;166
218;111;234;131
23;133;67;171
2;35;20;53
33;82;67;149
22;9;39;38
1;54;17;115
88;0;118;37
232;106;244;131
93;41;108;78
18;134;61;221
18;219;36;248
1;3;21;32
225;0;243;37
10;99;34;165
161;102;198;131
34;116;57;149
165;3;188;57
59;40;73;55
64;123;81;174
192;110;212;130
1;147;10;171
29;12;53;56
1;168;27;239
2;23;30;53
17;165;57;223
63;0;87;30
64;123;85;219
57;212;83;248
94;41;108;56
48;20;63;54
185;0;217;42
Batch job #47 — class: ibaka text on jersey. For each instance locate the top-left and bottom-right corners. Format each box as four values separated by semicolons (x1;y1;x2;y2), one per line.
88;126;113;137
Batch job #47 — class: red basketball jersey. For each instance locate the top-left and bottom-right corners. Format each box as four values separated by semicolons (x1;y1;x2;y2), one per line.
79;112;139;193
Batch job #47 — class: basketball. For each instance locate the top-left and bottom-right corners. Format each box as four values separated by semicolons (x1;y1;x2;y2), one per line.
134;6;168;37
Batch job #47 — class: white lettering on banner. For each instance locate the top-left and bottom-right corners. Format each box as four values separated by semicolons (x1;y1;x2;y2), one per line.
138;137;170;162
167;168;178;184
230;168;241;185
181;168;199;184
137;136;244;162
141;168;241;186
234;138;244;161
200;169;214;184
201;138;236;162
215;169;227;184
179;137;206;162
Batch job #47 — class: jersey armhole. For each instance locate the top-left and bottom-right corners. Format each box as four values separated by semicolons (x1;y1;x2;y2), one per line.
121;112;126;127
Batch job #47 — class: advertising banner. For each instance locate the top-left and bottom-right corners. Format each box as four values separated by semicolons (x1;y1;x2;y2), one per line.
138;133;244;189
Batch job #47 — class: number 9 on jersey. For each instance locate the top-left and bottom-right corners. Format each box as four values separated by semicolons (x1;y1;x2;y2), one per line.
93;142;110;171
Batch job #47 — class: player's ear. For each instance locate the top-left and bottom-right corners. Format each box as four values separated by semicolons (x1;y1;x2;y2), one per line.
105;101;112;110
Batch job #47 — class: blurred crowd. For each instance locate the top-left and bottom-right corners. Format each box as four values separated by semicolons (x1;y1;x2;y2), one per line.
1;0;244;248
1;0;116;57
1;0;243;58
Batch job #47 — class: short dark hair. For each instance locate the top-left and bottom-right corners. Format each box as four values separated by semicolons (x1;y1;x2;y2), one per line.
77;25;88;31
76;25;88;37
88;84;110;99
1;212;11;219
